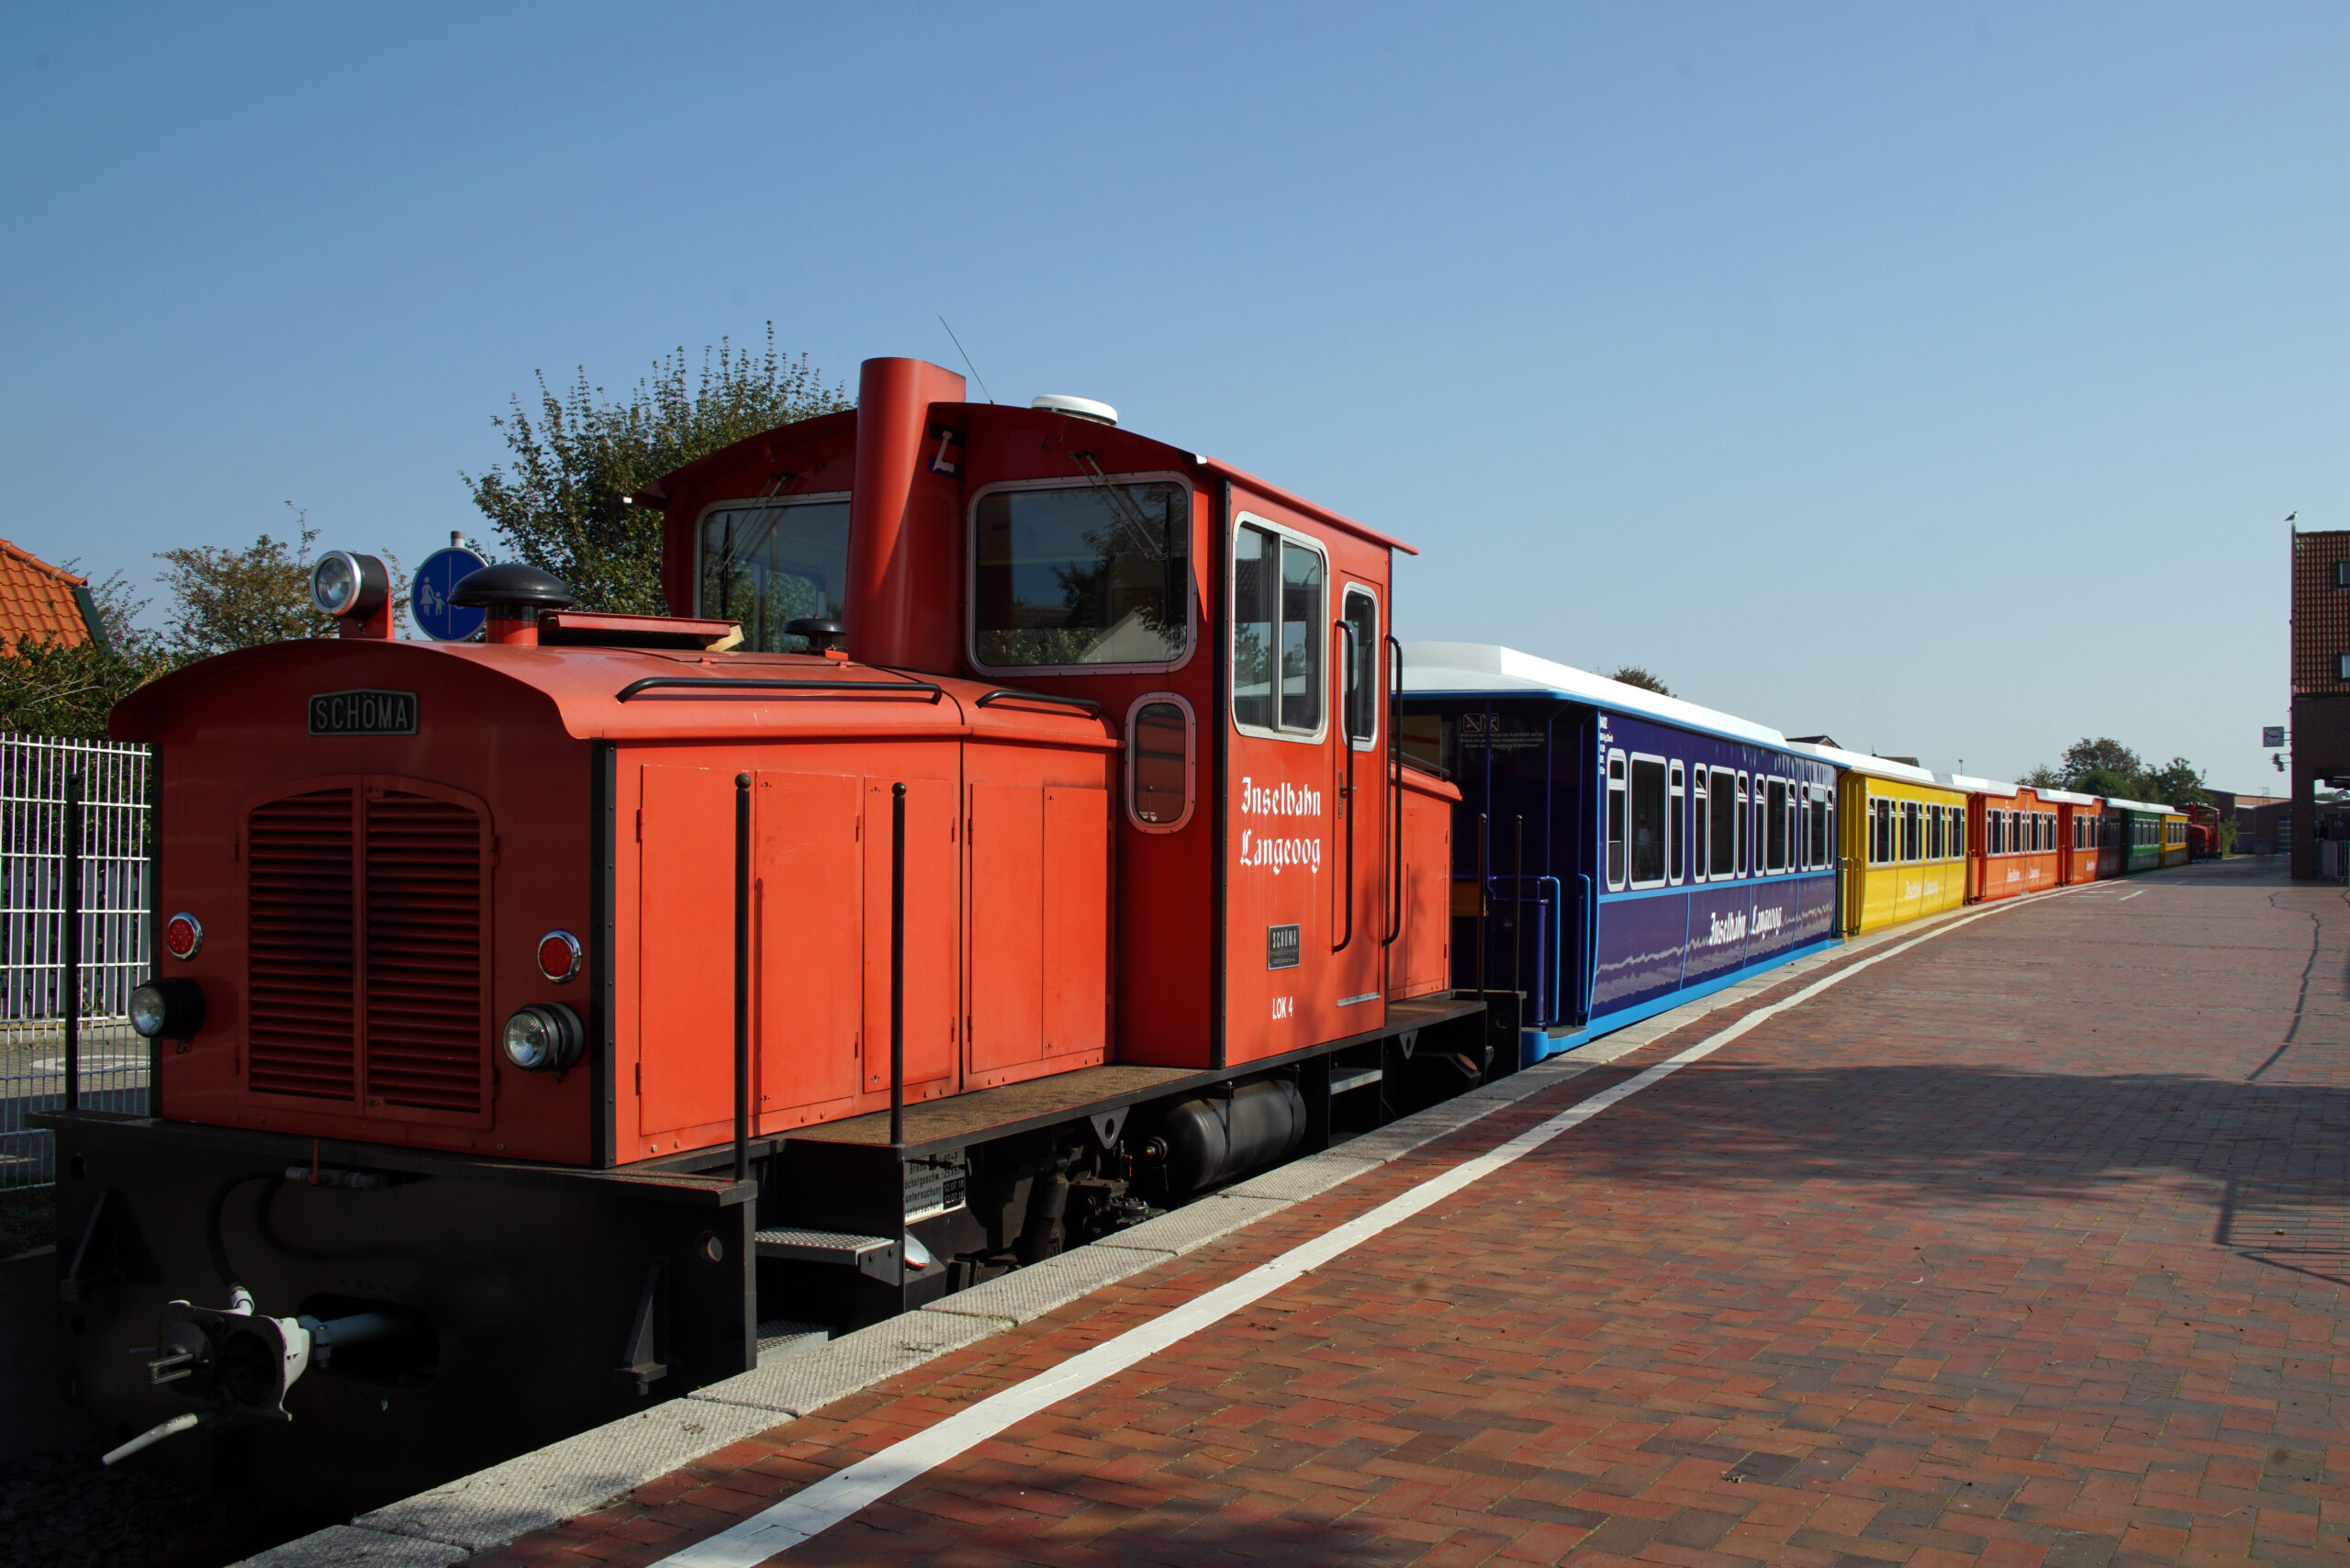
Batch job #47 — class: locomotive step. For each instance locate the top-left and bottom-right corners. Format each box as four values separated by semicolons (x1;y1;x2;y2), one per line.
754;1226;902;1283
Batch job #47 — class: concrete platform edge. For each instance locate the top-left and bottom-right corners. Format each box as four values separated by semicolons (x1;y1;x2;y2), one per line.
234;913;1965;1567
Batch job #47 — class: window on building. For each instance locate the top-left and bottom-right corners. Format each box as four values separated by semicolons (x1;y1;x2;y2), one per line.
1606;750;1628;890
1669;763;1686;884
1231;521;1323;734
1630;756;1667;887
2338;651;2350;681
976;481;1191;669
699;496;852;652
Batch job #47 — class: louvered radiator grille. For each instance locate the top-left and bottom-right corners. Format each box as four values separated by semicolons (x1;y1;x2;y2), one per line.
247;788;359;1099
364;790;485;1114
244;783;486;1115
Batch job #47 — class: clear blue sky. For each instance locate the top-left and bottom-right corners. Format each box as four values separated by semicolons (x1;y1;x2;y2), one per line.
6;4;2341;792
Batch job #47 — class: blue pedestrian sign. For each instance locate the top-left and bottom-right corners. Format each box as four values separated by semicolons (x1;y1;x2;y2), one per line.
411;546;489;642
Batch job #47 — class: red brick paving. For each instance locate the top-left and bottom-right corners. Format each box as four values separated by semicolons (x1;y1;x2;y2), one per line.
471;864;2349;1566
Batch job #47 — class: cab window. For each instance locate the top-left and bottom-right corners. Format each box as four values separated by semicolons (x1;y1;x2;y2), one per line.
1126;697;1193;832
1233;520;1326;737
699;496;851;651
974;479;1191;669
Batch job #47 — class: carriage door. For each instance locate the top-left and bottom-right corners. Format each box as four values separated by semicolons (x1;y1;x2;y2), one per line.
1332;584;1381;990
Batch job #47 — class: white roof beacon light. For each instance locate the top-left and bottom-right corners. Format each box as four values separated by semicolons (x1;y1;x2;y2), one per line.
1032;394;1118;427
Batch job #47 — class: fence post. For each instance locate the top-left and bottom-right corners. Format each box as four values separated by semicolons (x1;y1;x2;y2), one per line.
63;769;83;1113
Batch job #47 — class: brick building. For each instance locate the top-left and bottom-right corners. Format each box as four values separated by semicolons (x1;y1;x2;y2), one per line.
2288;526;2350;877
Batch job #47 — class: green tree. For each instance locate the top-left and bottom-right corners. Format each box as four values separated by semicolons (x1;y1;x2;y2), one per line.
1607;665;1672;697
2139;756;2209;809
151;511;407;656
2058;737;2142;784
464;326;851;615
59;558;160;655
155;518;339;656
0;636;175;740
2017;764;2063;790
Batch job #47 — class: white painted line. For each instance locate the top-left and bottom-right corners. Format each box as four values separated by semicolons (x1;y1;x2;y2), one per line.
661;892;2054;1567
2118;890;2145;902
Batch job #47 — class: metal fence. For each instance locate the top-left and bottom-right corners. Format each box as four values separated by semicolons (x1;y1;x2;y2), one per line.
0;736;153;1188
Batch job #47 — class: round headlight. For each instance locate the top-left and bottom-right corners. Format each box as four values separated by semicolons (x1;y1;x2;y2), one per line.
309;551;388;621
502;1003;583;1073
129;978;206;1040
311;552;359;615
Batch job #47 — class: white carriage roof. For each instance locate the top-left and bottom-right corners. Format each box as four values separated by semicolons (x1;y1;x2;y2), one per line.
1937;771;2020;799
2036;788;2101;806
2102;796;2181;814
1784;742;1941;787
1400;642;1790;749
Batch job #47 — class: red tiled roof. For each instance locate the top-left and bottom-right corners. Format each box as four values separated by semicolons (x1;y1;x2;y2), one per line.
0;539;95;655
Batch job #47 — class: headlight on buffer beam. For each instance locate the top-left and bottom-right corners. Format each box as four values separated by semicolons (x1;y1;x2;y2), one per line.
502;1003;584;1073
129;979;206;1040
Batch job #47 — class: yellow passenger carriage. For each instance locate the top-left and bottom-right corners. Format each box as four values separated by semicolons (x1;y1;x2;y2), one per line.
2160;810;2190;868
1790;744;1969;934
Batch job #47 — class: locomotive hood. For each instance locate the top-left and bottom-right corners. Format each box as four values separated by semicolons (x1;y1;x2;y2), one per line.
109;635;1113;747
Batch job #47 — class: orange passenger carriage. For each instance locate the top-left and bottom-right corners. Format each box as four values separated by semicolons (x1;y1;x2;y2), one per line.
2046;790;2104;885
42;358;1483;1510
1959;778;2065;903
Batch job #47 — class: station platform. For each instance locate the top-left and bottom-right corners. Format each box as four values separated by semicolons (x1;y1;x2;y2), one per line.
248;859;2348;1568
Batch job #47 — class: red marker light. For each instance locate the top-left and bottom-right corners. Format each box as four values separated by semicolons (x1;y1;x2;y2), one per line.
536;930;582;983
164;913;203;961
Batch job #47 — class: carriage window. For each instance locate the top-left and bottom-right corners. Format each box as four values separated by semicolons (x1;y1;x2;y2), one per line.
1606;751;1628;890
1807;788;1830;868
1692;770;1708;882
1341;588;1379;747
1630;756;1666;886
1127;699;1192;832
1784;782;1796;872
1232;521;1325;735
1737;773;1751;875
699;496;851;652
1709;767;1737;876
1953;811;1964;859
975;480;1190;668
1764;778;1788;871
1928;804;1942;860
1668;763;1685;884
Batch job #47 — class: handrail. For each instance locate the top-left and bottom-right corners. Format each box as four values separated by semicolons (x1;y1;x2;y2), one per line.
971;689;1102;715
616;676;943;702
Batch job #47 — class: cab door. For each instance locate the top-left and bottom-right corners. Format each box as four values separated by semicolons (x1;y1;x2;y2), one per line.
1330;581;1383;1007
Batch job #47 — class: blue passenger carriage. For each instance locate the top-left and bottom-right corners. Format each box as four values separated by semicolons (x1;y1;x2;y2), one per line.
1400;644;1839;1064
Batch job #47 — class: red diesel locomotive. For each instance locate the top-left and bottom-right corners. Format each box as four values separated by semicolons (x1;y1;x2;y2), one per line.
43;359;1484;1506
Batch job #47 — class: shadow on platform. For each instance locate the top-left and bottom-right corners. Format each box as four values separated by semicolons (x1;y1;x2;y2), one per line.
1527;1063;2349;1286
